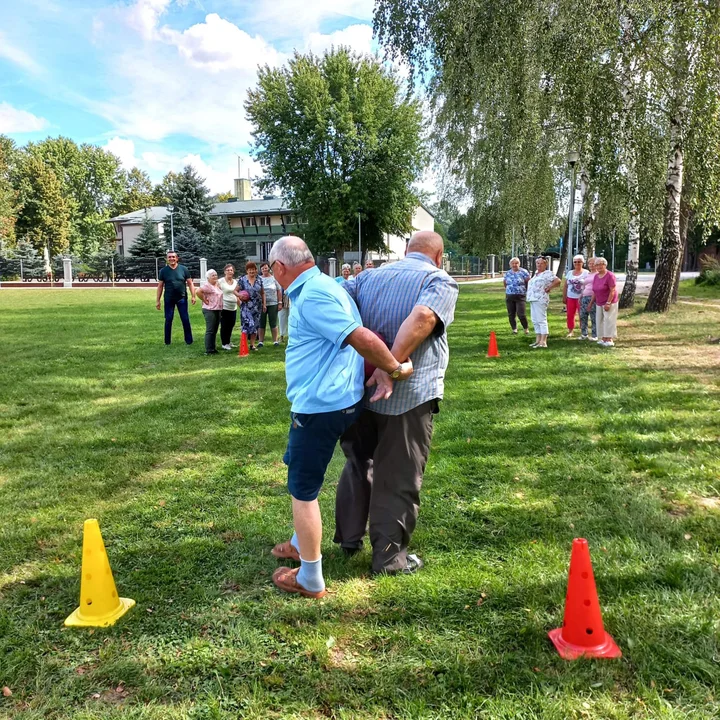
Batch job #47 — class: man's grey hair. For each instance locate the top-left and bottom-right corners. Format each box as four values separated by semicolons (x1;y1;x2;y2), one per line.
269;236;314;267
341;263;352;271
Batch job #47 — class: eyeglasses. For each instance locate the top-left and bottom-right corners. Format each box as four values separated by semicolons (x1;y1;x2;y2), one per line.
574;260;583;263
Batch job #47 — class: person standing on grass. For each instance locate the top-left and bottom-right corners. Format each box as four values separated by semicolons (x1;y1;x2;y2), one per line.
335;263;352;284
503;257;530;335
333;231;459;576
526;256;561;349
196;269;223;355
590;257;619;347
258;262;283;347
579;257;598;341
563;255;590;338
218;264;239;350
156;250;195;345
268;236;413;599
236;261;265;351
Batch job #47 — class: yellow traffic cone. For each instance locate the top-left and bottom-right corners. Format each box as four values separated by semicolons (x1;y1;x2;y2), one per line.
64;519;135;628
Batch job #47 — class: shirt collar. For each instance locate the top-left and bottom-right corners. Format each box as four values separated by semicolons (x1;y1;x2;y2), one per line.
287;265;320;298
405;251;438;267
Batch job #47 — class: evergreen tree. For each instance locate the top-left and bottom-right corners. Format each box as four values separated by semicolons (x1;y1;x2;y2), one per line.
129;212;166;257
169;165;214;236
173;212;206;262
0;136;18;246
11;237;44;278
205;216;246;270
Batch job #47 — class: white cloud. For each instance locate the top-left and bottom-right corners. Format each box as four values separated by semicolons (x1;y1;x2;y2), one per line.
124;0;171;40
104;136;141;168
0;32;42;74
0;102;49;133
305;24;374;56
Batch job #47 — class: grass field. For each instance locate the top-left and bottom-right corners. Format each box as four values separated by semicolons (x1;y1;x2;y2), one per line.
1;286;719;720
677;278;720;300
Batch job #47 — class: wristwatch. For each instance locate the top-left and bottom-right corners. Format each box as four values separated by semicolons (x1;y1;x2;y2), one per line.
389;363;404;379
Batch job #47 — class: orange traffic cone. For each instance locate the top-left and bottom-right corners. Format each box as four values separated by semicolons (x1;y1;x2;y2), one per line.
549;538;622;660
238;331;249;357
487;331;500;358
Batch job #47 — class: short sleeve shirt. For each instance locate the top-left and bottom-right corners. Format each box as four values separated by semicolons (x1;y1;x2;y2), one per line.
565;269;589;299
593;271;618;305
159;264;191;302
199;282;223;311
526;270;556;304
505;268;530;295
261;275;281;305
285;266;364;414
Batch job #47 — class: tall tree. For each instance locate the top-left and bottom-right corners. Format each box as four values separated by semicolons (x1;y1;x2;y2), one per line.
169;166;214;237
152;171;181;205
114;167;155;216
205;216;246;270
129;212;166;257
245;47;426;257
0;136;18;246
14;154;71;255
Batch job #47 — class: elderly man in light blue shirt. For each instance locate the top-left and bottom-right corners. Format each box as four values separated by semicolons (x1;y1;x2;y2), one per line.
268;236;413;598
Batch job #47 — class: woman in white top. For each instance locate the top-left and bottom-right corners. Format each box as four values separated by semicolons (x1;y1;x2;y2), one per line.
562;254;590;338
218;263;239;350
526;256;561;348
258;262;283;347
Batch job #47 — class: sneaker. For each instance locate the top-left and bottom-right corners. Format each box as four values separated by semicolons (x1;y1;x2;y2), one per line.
524;329;530;335
597;341;608;347
512;329;518;335
603;340;615;347
257;342;264;348
373;554;424;576
579;335;588;341
221;344;232;350
273;341;280;346
529;342;538;348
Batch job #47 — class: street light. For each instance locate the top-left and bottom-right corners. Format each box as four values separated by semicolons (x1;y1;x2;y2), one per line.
357;210;362;265
166;204;175;252
565;150;580;273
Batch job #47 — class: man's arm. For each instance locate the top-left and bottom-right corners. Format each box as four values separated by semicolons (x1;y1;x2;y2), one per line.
346;328;412;378
186;277;196;305
156;281;164;310
389;305;439;362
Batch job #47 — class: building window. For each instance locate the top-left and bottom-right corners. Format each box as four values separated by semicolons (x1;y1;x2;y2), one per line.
241;241;258;257
258;216;269;226
284;215;293;225
244;217;255;227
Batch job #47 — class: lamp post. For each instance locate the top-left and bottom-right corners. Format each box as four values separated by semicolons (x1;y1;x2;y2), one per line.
167;204;175;252
357;210;362;265
565;151;580;274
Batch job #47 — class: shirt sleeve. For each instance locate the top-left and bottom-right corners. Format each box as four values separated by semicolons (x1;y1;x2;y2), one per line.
416;272;459;334
302;286;361;346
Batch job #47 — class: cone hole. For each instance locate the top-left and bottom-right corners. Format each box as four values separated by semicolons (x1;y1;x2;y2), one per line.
106;569;111;575
581;572;589;579
86;599;93;605
86;574;92;580
586;628;593;635
584;599;591;607
112;591;117;598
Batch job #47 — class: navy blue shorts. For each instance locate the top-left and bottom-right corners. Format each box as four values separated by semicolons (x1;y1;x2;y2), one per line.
284;401;363;501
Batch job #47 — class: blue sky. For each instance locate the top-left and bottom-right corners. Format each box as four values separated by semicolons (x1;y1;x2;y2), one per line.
0;0;377;192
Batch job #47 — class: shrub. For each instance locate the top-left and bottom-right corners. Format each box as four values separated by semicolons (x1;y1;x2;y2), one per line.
695;254;720;286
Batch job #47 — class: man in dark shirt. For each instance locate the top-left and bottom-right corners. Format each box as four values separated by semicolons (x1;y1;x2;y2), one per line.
156;250;196;345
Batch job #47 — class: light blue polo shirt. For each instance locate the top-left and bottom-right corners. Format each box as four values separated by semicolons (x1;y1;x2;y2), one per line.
285;266;364;414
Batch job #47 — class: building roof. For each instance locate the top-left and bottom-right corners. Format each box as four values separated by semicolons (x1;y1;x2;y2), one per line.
209;198;290;216
108;206;170;224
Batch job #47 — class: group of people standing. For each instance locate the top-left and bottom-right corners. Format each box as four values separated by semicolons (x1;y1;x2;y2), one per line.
503;255;619;348
158;252;288;355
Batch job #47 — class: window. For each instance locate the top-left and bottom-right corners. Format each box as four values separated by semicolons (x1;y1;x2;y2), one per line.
241;241;258;257
284;215;293;225
258;216;269;226
243;217;255;227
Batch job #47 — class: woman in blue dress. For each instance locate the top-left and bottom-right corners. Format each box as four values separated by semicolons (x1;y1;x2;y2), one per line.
236;261;265;351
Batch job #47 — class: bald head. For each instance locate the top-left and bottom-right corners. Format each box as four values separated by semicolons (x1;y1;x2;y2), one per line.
269;236;314;267
407;231;444;267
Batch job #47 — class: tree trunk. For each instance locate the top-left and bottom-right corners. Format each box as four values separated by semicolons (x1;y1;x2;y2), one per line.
646;114;684;312
556;225;569;279
671;197;691;302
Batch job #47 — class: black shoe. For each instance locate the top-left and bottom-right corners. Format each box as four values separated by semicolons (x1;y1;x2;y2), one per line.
341;545;362;558
373;554;424;576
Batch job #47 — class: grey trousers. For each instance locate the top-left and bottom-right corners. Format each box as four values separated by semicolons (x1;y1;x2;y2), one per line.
334;400;437;573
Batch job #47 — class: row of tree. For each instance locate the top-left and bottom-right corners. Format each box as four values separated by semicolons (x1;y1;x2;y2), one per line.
374;0;720;311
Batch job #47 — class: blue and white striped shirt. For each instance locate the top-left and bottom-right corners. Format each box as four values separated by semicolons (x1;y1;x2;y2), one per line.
343;252;459;415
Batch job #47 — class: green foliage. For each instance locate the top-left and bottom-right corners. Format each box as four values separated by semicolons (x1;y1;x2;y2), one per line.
114;167;155;216
169;165;214;237
246;47;426;256
695;254;720;286
14;154;71;255
152;171;181;205
0;135;18;245
173;217;206;262
129;213;166;258
205;216;246;270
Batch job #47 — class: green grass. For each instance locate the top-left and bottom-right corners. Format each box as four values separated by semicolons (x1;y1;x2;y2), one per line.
677;278;720;300
1;287;719;720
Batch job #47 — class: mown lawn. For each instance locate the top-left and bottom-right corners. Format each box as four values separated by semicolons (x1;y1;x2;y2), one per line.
1;286;719;720
677;278;720;300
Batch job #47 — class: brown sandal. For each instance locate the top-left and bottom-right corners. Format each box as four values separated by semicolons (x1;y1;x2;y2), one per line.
271;539;300;562
272;566;327;598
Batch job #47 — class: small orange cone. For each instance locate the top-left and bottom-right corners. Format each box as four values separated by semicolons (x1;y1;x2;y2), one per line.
65;519;135;628
238;331;249;357
549;538;622;660
487;331;500;358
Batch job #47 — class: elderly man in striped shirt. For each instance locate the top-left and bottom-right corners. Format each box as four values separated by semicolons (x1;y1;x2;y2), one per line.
334;231;459;575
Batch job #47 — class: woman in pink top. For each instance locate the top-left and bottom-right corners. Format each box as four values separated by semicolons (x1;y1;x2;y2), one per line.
196;269;224;355
589;257;618;347
579;257;597;341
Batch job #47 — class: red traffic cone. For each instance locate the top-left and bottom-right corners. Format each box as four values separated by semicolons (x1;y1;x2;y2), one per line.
549;538;622;660
487;331;500;358
238;331;249;357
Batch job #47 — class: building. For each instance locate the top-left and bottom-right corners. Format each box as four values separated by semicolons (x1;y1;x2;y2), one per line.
109;181;434;263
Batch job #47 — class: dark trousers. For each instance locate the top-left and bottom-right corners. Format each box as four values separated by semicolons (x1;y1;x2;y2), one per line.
202;309;220;353
334;400;437;573
505;294;528;331
164;297;193;345
220;309;237;345
260;304;279;331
